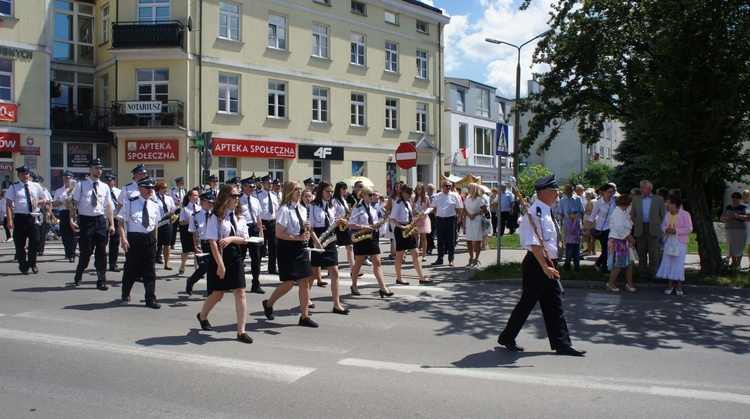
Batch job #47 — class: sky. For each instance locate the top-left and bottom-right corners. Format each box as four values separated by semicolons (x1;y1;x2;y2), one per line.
420;0;554;98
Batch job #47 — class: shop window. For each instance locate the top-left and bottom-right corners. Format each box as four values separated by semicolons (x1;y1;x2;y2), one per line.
218;156;237;183
269;158;284;182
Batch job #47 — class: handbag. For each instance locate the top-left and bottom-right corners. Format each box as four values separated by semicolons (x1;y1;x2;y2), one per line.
591;229;602;238
666;241;680;257
628;246;638;263
481;216;491;231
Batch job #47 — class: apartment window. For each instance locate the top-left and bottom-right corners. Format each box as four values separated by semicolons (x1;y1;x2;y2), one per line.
416;49;428;79
457;90;465;113
101;5;110;43
312;86;329;123
351;93;366;127
416;102;427;133
268;13;287;50
313;160;324;184
269;159;284;182
0;59;11;101
476;89;490;117
586;145;592;155
268;81;286;118
385;41;398;73
350;33;365;65
54;1;94;65
458;123;468;149
385;11;398;25
219;2;241;41
312;24;329;59
416;20;429;34
218;73;239;114
137;69;169;103
218;157;237;183
52;70;94;111
138;0;170;23
474;126;495;166
146;165;165;181
100;74;109;108
351;1;366;15
385;98;398;130
0;0;11;16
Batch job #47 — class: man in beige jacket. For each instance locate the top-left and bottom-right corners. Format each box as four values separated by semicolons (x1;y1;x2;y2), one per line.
630;180;665;278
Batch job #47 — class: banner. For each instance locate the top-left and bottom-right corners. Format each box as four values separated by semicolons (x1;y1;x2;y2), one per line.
125;140;179;161
0;133;20;152
212;138;296;158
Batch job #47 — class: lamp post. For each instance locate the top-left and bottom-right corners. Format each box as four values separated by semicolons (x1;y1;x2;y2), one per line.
485;30;551;180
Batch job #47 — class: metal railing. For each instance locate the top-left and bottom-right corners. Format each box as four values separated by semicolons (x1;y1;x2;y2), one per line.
111;20;185;50
50;105;110;132
110;100;185;128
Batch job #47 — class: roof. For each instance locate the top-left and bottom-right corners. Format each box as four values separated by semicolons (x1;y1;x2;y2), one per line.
401;0;443;15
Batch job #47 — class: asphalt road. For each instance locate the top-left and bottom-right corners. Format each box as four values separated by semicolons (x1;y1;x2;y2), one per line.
1;238;749;418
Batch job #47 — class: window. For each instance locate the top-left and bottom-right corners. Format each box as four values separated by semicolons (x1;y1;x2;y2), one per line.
416;102;427;133
417;164;428;184
586;145;592;155
218;157;237;183
219;2;240;41
313;160;323;184
385;11;398;24
416;20;428;34
51;70;94;111
351;1;366;15
101;5;110;43
54;1;94;65
138;0;170;23
385;98;398;130
0;59;11;102
100;74;109;108
456;90;465;113
218;73;239;114
146;164;165;181
0;0;12;16
268;81;286;118
136;69;168;125
314;0;331;4
416;49;428;79
458;123;468;149
474;126;494;166
312;86;329;123
312;24;329;59
351;93;366;127
268;13;287;50
269;159;284;182
476;88;490;117
385;41;398;73
350;33;365;65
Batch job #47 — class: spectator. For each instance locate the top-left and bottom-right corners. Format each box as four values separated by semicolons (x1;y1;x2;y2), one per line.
426;183;436;255
563;209;585;272
657;195;693;296
721;192;750;270
557;184;584;226
742;190;750;268
588;183;616;274
631;180;665;279
489;187;499;236
463;183;487;268
498;183;515;236
582;189;597;256
606;194;637;293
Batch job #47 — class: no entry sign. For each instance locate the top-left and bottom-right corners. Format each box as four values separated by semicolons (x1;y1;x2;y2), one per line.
395;142;418;170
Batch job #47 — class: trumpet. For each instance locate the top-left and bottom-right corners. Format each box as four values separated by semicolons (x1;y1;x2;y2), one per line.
351;216;390;243
401;208;431;238
339;205;354;231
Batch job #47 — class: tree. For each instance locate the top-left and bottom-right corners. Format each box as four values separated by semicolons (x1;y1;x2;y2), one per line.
517;164;552;198
516;0;750;274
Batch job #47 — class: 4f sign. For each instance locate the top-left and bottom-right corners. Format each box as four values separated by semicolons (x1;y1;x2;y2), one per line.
496;122;510;157
313;147;332;159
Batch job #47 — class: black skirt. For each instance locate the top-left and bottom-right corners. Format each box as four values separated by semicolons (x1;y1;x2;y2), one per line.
277;238;312;281
335;227;352;246
353;230;380;256
394;225;417;251
179;223;195;253
206;243;245;292
311;227;338;267
157;222;172;246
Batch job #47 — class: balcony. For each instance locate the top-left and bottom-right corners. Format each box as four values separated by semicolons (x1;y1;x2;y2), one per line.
50;105;110;132
110;20;186;59
110;100;185;130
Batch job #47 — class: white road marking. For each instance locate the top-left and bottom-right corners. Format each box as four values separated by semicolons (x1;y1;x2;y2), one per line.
0;313;5;317
14;310;109;327
0;328;315;384
337;358;750;405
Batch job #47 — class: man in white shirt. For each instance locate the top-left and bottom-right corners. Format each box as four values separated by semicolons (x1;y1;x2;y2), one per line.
430;180;463;267
6;166;46;274
169;176;186;250
104;174;122;272
53;172;77;262
241;177;264;293
256;175;279;274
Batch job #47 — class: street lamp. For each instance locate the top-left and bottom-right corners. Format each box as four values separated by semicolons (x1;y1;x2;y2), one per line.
485;29;551;179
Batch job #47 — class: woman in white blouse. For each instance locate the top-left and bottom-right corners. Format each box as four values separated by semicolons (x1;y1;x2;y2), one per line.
177;189;199;275
587;183;616;274
606;194;636;292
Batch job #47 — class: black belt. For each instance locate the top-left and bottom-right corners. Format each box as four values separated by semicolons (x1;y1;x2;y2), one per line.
14;213;32;218
643;222;649;225
79;214;105;219
201;239;210;244
128;231;156;237
437;215;456;219
261;219;275;223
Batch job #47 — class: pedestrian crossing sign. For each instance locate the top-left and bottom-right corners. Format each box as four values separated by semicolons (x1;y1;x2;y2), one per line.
496;123;509;157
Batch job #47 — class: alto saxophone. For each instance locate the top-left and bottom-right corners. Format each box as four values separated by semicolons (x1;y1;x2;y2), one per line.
401;208;429;238
351;216;390;243
339;204;354;231
317;220;339;248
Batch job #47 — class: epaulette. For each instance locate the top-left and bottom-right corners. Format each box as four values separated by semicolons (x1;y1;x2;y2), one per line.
124;182;134;187
149;196;160;203
129;196;139;201
13;181;20;185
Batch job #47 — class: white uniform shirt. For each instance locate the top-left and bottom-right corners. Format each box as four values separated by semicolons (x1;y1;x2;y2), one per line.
118;181;140;204
309;202;335;229
256;189;279;220
155;193;176;216
116;195;163;233
431;191;463;218
189;208;212;241
332;197;349;218
276;202;307;235
240;193;261;225
390;198;413;225
109;186;122;209
179;202;197;223
205;210;249;241
348;203;378;228
519;199;559;259
7;181;46;215
169;186;184;206
53;186;71;207
72;179;113;217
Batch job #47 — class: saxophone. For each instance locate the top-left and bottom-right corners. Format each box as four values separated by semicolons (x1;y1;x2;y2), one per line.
401;208;429;238
338;204;354;231
351;216;390;243
317;220;340;248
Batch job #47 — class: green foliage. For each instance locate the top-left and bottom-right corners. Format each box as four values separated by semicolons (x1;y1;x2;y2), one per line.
516;164;552;197
565;171;584;188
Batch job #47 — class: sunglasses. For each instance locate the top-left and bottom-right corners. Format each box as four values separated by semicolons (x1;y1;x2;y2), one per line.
229;194;241;198
367;193;374;197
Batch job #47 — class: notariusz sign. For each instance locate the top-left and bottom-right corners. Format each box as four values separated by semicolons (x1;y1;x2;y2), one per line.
125;101;163;114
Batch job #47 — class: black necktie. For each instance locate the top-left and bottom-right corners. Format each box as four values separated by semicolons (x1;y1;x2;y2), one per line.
244;196;254;224
111;191;118;206
294;205;304;235
405;200;412;222
142;200;150;227
323;204;330;229
267;192;274;217
24;183;32;212
91;182;98;207
229;212;237;235
365;205;373;225
159;194;167;212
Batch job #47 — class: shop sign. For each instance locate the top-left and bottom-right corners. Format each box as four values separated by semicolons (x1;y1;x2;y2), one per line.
67;143;94;167
23;156;37;169
0;133;20;152
0;163;14;179
298;144;344;161
20;146;40;156
125;139;179;161
0;46;33;60
125;101;162;114
0;103;18;122
213;138;296;158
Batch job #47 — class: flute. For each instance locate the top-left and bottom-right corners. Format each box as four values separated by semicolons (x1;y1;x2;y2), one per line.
512;186;565;294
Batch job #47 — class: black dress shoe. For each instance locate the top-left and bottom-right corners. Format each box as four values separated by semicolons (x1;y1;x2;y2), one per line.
555;346;586;357
262;299;275;320
332;307;350;315
497;336;525;352
31;267;39;274
431;260;444;266
197;313;212;331
316;281;328;287
308;303;316;309
237;332;254;343
268;270;278;275
74;277;82;286
350;286;361;296
145;300;161;309
96;281;109;291
378;290;394;298
122;296;131;303
299;316;319;328
419;279;434;284
250;286;265;294
108;265;120;272
69;257;75;263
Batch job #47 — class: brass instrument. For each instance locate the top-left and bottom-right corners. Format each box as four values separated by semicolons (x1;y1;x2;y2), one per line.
351;216;390;243
157;206;182;228
401;208;430;238
338;204;355;231
317;219;340;248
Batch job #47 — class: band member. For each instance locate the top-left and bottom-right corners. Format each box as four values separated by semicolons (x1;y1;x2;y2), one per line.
303;177;316;199
177;189;199;275
390;185;432;285
261;180;318;328
309;181;348;314
117;164;149;211
186;191;215;295
348;186;393;298
118;178;163;309
32;174;53;256
197;184;253;343
169;177;186;250
256;175;279;274
154;180;176;269
240;177;264;294
6;166;46;274
497;175;586;356
332;181;356;271
272;178;282;198
71;159;115;289
104;174;121;272
207;174;219;197
53;172;77;262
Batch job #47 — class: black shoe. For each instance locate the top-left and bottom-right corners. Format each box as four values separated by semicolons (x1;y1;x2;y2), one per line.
268;270;278;275
31;267;39;274
419;279;434;285
358;272;364;277
74;276;82;286
145;300;161;309
555;346;586;357
250;286;265;294
262;299;275;320
308;303;316;309
69;257;75;263
431;260;444;266
156;258;164;264
497;336;525;352
332;307;350;315
378;290;394;298
395;280;410;285
237;332;254;343
96;281;109;291
316;281;328;287
197;313;212;331
299;317;319;328
20;269;29;275
350;286;361;296
108;265;120;272
122;296;130;303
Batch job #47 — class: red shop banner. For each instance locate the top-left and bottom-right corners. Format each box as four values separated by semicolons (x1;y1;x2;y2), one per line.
125;139;179;161
0;103;18;122
0;133;21;152
213;138;296;158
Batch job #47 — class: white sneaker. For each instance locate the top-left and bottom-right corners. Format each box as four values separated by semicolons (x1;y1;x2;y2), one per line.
364;259;372;266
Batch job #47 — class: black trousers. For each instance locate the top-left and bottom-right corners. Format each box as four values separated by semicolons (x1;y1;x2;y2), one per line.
499;211;513;236
262;219;277;273
594;229;611;273
498;253;572;350
243;223;262;286
491;212;498;235
75;215;108;281
58;210;77;258
3;216;10;240
37;221;49;253
121;232;157;302
187;240;211;287
435;216;456;262
108;219;120;267
13;213;39;272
